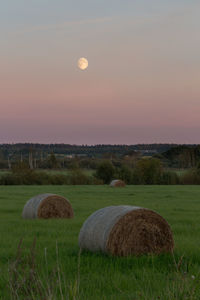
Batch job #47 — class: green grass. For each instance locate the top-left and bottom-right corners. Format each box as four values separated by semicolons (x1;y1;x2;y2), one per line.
175;170;188;176
0;170;10;176
1;185;200;299
43;168;95;176
0;168;95;177
164;168;188;176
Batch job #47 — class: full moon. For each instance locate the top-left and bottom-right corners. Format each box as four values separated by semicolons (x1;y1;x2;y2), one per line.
78;57;88;70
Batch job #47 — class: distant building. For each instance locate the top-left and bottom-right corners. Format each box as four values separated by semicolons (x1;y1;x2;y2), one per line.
65;154;87;159
139;150;158;154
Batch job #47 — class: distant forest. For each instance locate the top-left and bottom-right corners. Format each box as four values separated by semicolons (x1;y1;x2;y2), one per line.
0;143;197;158
0;143;200;170
1;143;200;185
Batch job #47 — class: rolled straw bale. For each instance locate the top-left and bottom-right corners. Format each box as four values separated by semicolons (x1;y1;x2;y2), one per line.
79;205;174;256
110;180;126;187
22;193;73;219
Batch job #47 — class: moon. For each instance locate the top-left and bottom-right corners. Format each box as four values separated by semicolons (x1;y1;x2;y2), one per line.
78;57;88;70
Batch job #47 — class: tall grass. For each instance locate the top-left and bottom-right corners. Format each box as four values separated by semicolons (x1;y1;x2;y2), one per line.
8;238;81;300
7;240;200;300
1;185;200;299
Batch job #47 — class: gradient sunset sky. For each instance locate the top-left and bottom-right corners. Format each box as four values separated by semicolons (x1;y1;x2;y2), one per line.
1;0;200;144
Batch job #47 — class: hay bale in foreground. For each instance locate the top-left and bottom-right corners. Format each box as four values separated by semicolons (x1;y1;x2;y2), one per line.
110;180;126;187
79;206;174;256
22;193;74;219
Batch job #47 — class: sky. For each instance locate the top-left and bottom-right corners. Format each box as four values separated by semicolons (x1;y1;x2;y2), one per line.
0;0;200;144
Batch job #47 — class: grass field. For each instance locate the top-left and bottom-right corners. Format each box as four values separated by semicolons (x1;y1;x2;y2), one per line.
0;170;10;176
40;169;95;176
0;168;95;177
1;185;200;299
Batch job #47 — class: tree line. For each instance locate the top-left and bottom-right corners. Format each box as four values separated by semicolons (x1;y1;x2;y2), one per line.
1;157;200;185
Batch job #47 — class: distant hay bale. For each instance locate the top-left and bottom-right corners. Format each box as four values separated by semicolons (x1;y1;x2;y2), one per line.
79;205;174;256
110;180;126;187
22;193;74;219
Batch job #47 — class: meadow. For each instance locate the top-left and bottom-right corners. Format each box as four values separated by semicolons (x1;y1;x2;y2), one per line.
0;169;95;177
1;185;200;299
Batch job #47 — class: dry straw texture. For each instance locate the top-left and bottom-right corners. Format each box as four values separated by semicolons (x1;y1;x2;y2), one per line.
79;205;174;256
110;180;126;187
22;193;74;219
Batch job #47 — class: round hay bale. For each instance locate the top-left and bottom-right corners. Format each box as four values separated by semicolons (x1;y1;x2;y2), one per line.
22;193;74;219
110;179;126;187
79;205;174;256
